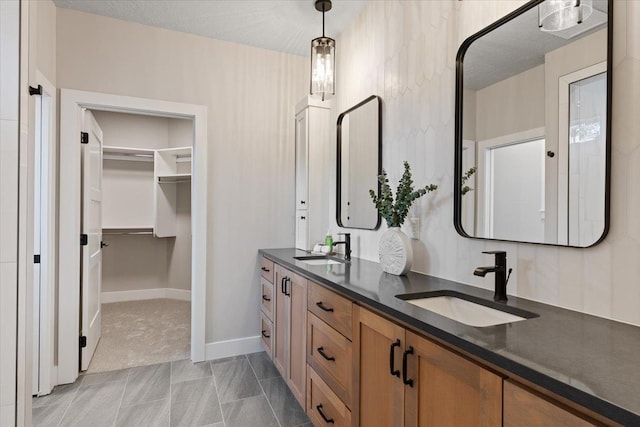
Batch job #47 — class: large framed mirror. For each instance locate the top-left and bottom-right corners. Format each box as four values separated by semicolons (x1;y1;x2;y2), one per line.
337;95;382;230
454;0;611;247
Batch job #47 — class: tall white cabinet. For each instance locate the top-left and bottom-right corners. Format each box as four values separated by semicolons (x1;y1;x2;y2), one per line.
295;97;331;250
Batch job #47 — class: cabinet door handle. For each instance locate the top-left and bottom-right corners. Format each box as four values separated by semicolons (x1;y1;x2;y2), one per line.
301;216;306;220
316;404;335;424
402;346;414;387
389;339;401;377
300;200;306;205
261;266;270;272
262;294;271;302
285;277;291;296
281;277;286;294
315;301;334;312
317;346;336;362
261;330;270;338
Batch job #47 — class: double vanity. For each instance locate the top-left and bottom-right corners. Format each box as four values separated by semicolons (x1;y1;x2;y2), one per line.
259;248;640;426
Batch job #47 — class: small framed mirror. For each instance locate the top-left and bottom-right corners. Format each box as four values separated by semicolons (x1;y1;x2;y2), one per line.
454;0;611;247
337;95;382;230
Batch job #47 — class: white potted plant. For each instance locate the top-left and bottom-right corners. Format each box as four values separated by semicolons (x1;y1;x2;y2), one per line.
369;161;437;275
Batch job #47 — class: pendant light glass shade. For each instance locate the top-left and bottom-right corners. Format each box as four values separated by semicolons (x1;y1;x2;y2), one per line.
311;36;335;101
539;0;593;32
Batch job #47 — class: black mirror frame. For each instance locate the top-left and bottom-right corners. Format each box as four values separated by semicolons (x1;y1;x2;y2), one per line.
453;0;613;248
336;95;383;230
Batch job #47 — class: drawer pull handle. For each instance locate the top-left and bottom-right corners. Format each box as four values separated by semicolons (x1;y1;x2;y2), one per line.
317;346;335;362
389;339;401;377
261;330;270;339
316;404;334;424
316;301;334;312
300;200;306;204
262;294;271;302
402;346;414;387
261;266;270;272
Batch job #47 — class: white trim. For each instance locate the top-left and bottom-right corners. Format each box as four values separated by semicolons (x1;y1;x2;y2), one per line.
205;336;264;361
101;288;191;303
58;89;207;385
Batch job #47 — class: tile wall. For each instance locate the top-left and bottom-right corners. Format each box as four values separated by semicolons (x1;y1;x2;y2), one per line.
0;0;20;424
329;0;640;327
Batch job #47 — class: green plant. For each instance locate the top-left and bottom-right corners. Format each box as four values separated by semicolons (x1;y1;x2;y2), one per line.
461;166;477;196
369;161;437;228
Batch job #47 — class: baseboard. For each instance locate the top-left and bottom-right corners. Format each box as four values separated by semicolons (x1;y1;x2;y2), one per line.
101;288;192;303
205;336;263;361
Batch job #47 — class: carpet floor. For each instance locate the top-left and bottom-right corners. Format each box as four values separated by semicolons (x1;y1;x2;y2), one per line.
86;299;190;374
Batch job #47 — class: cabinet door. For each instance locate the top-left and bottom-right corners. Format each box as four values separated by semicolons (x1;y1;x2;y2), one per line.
295;211;309;250
354;306;405;427
286;272;307;407
504;381;597;427
273;265;289;379
295;109;309;211
404;331;502;427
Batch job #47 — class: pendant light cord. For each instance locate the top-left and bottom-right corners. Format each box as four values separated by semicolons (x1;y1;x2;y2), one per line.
322;9;325;37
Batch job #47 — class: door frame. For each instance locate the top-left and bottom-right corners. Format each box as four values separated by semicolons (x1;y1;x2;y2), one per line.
32;72;57;396
58;89;208;384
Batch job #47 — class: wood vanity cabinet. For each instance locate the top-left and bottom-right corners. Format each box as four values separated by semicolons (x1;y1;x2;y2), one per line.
259;258;274;357
306;281;354;427
273;263;307;408
353;305;502;427
504;381;600;427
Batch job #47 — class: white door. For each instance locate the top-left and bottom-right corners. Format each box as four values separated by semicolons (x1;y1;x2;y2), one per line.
80;110;104;371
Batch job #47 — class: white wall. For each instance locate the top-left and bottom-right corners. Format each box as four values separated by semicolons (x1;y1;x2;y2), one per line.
0;0;20;423
330;0;640;327
56;8;307;344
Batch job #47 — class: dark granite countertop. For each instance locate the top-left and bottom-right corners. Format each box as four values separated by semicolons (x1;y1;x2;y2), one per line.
260;248;640;426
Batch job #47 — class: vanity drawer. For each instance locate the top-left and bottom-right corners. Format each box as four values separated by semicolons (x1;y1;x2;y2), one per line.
307;365;352;427
261;312;273;357
307;313;352;406
261;278;274;320
261;257;274;283
307;281;353;340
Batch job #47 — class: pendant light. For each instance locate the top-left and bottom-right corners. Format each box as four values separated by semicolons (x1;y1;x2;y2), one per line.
311;0;335;101
539;0;593;32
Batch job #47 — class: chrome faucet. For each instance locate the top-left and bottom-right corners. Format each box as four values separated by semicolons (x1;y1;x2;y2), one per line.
474;251;512;302
333;233;351;261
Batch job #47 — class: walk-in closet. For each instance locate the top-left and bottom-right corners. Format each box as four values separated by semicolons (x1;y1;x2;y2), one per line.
88;111;193;373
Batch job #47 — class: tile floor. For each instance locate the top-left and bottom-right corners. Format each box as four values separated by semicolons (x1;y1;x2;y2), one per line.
32;352;310;427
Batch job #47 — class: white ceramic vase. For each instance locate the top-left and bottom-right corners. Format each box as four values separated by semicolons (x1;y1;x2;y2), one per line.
378;227;413;275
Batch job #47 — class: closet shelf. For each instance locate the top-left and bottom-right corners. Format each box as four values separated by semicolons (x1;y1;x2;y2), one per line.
103;146;155;162
102;226;154;235
157;173;192;183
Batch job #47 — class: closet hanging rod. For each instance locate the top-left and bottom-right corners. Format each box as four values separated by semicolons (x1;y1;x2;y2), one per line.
103;152;154;163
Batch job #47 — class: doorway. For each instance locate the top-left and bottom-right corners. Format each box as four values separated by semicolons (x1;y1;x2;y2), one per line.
79;110;194;373
55;90;208;386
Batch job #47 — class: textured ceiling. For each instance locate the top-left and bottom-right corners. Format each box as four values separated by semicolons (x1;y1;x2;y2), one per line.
464;0;608;90
53;0;368;57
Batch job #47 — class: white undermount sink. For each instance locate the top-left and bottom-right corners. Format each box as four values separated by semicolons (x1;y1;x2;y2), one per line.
293;254;345;266
298;259;342;266
398;291;538;327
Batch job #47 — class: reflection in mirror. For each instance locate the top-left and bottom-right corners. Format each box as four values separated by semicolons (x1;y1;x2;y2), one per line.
455;0;610;247
337;95;382;230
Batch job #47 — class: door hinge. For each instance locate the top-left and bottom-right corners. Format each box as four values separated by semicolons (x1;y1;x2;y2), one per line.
80;132;89;144
34;254;41;264
80;234;88;246
29;85;42;96
79;336;87;348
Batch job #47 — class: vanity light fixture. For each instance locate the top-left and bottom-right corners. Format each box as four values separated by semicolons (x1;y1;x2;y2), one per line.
310;0;335;101
539;0;593;32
